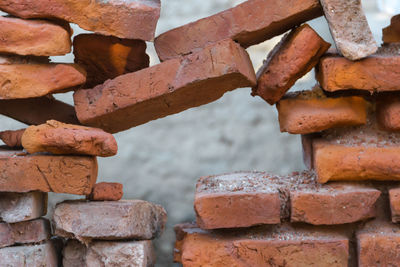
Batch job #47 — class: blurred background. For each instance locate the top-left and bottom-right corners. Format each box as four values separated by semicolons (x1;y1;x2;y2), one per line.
0;0;398;265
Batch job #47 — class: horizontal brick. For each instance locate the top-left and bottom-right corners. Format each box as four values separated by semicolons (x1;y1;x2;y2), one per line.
0;16;71;56
174;223;349;266
73;34;149;88
277;88;368;134
320;0;377;60
53;200;166;242
63;240;154;267
389;188;400;223
317;54;400;92
376;96;400;131
155;0;322;61
0;218;50;248
0;128;24;148
0;56;86;99
0;0;160;40
253;24;330;105
89;182;123;201
74;39;256;133
383;14;400;44
0;96;80;125
0;149;97;195
21;120;117;157
0;192;47;223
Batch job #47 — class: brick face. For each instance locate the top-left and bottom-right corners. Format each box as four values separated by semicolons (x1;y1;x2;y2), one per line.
383;14;400;44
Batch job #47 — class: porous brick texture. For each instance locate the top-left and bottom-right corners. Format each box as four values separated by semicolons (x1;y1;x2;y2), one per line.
0;0;161;40
252;24;330;105
73;34;149;88
53;200;167;242
21;120;117;157
89;182;123;201
376;96;400;131
154;0;323;61
74;39;256;133
383;14;400;44
0;128;25;148
389;187;400;223
0;192;47;223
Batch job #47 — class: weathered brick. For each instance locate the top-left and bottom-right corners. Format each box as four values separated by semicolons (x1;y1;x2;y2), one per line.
320;0;377;60
0;129;24;148
253;24;330;105
73;34;149;88
317;54;400;92
0;192;47;223
0;218;50;248
155;0;322;61
89;182;123;201
389;188;400;223
376;96;400;131
174;223;349;266
0;149;97;195
383;14;400;44
277;88;368;134
74;39;256;133
0;56;86;99
0;0;160;41
0;241;59;266
0;16;71;56
21;120;117;157
0;96;80;126
53;200;166;242
63;240;155;267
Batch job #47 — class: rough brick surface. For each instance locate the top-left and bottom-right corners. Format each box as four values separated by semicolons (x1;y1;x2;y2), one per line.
0;149;97;195
74;39;256;133
277;88;368;134
252;24;330;105
74;34;149;88
0;128;25;148
383;14;400;44
0;192;47;223
317;54;400;92
376;96;400;131
0;218;50;248
320;0;377;60
0;96;79;126
63;240;155;267
155;0;322;61
53;200;167;242
0;0;161;41
0;241;59;266
389;188;400;223
22;120;117;157
0;56;86;99
174;223;349;266
0;16;71;56
89;182;123;201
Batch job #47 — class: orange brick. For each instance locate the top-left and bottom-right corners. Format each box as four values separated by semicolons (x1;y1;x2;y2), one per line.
383;14;400;44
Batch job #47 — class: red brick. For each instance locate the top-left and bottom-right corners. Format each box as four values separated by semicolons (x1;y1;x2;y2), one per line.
89;182;123;201
376;96;400;131
73;34;149;87
0;0;160;41
383;14;400;44
21;120;117;157
0;149;97;195
277;88;368;134
320;0;377;60
154;0;322;61
0;129;24;148
253;24;330;105
0;192;47;223
74;39;256;133
174;223;349;266
389;188;400;223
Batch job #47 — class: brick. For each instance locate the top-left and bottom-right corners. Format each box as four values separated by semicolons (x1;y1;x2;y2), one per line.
0;192;47;223
74;39;256;133
252;24;330;105
21;120;117;157
174;223;349;266
73;34;149;88
0;0;160;41
0;16;71;56
155;0;322;61
63;240;155;267
0;128;24;148
0;218;50;248
0;96;80;126
277;88;368;134
0;241;59;266
89;182;123;201
0;56;86;99
383;14;400;44
317;54;400;92
320;0;377;60
53;200;166;242
389;188;400;223
376;96;400;131
0;149;97;195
